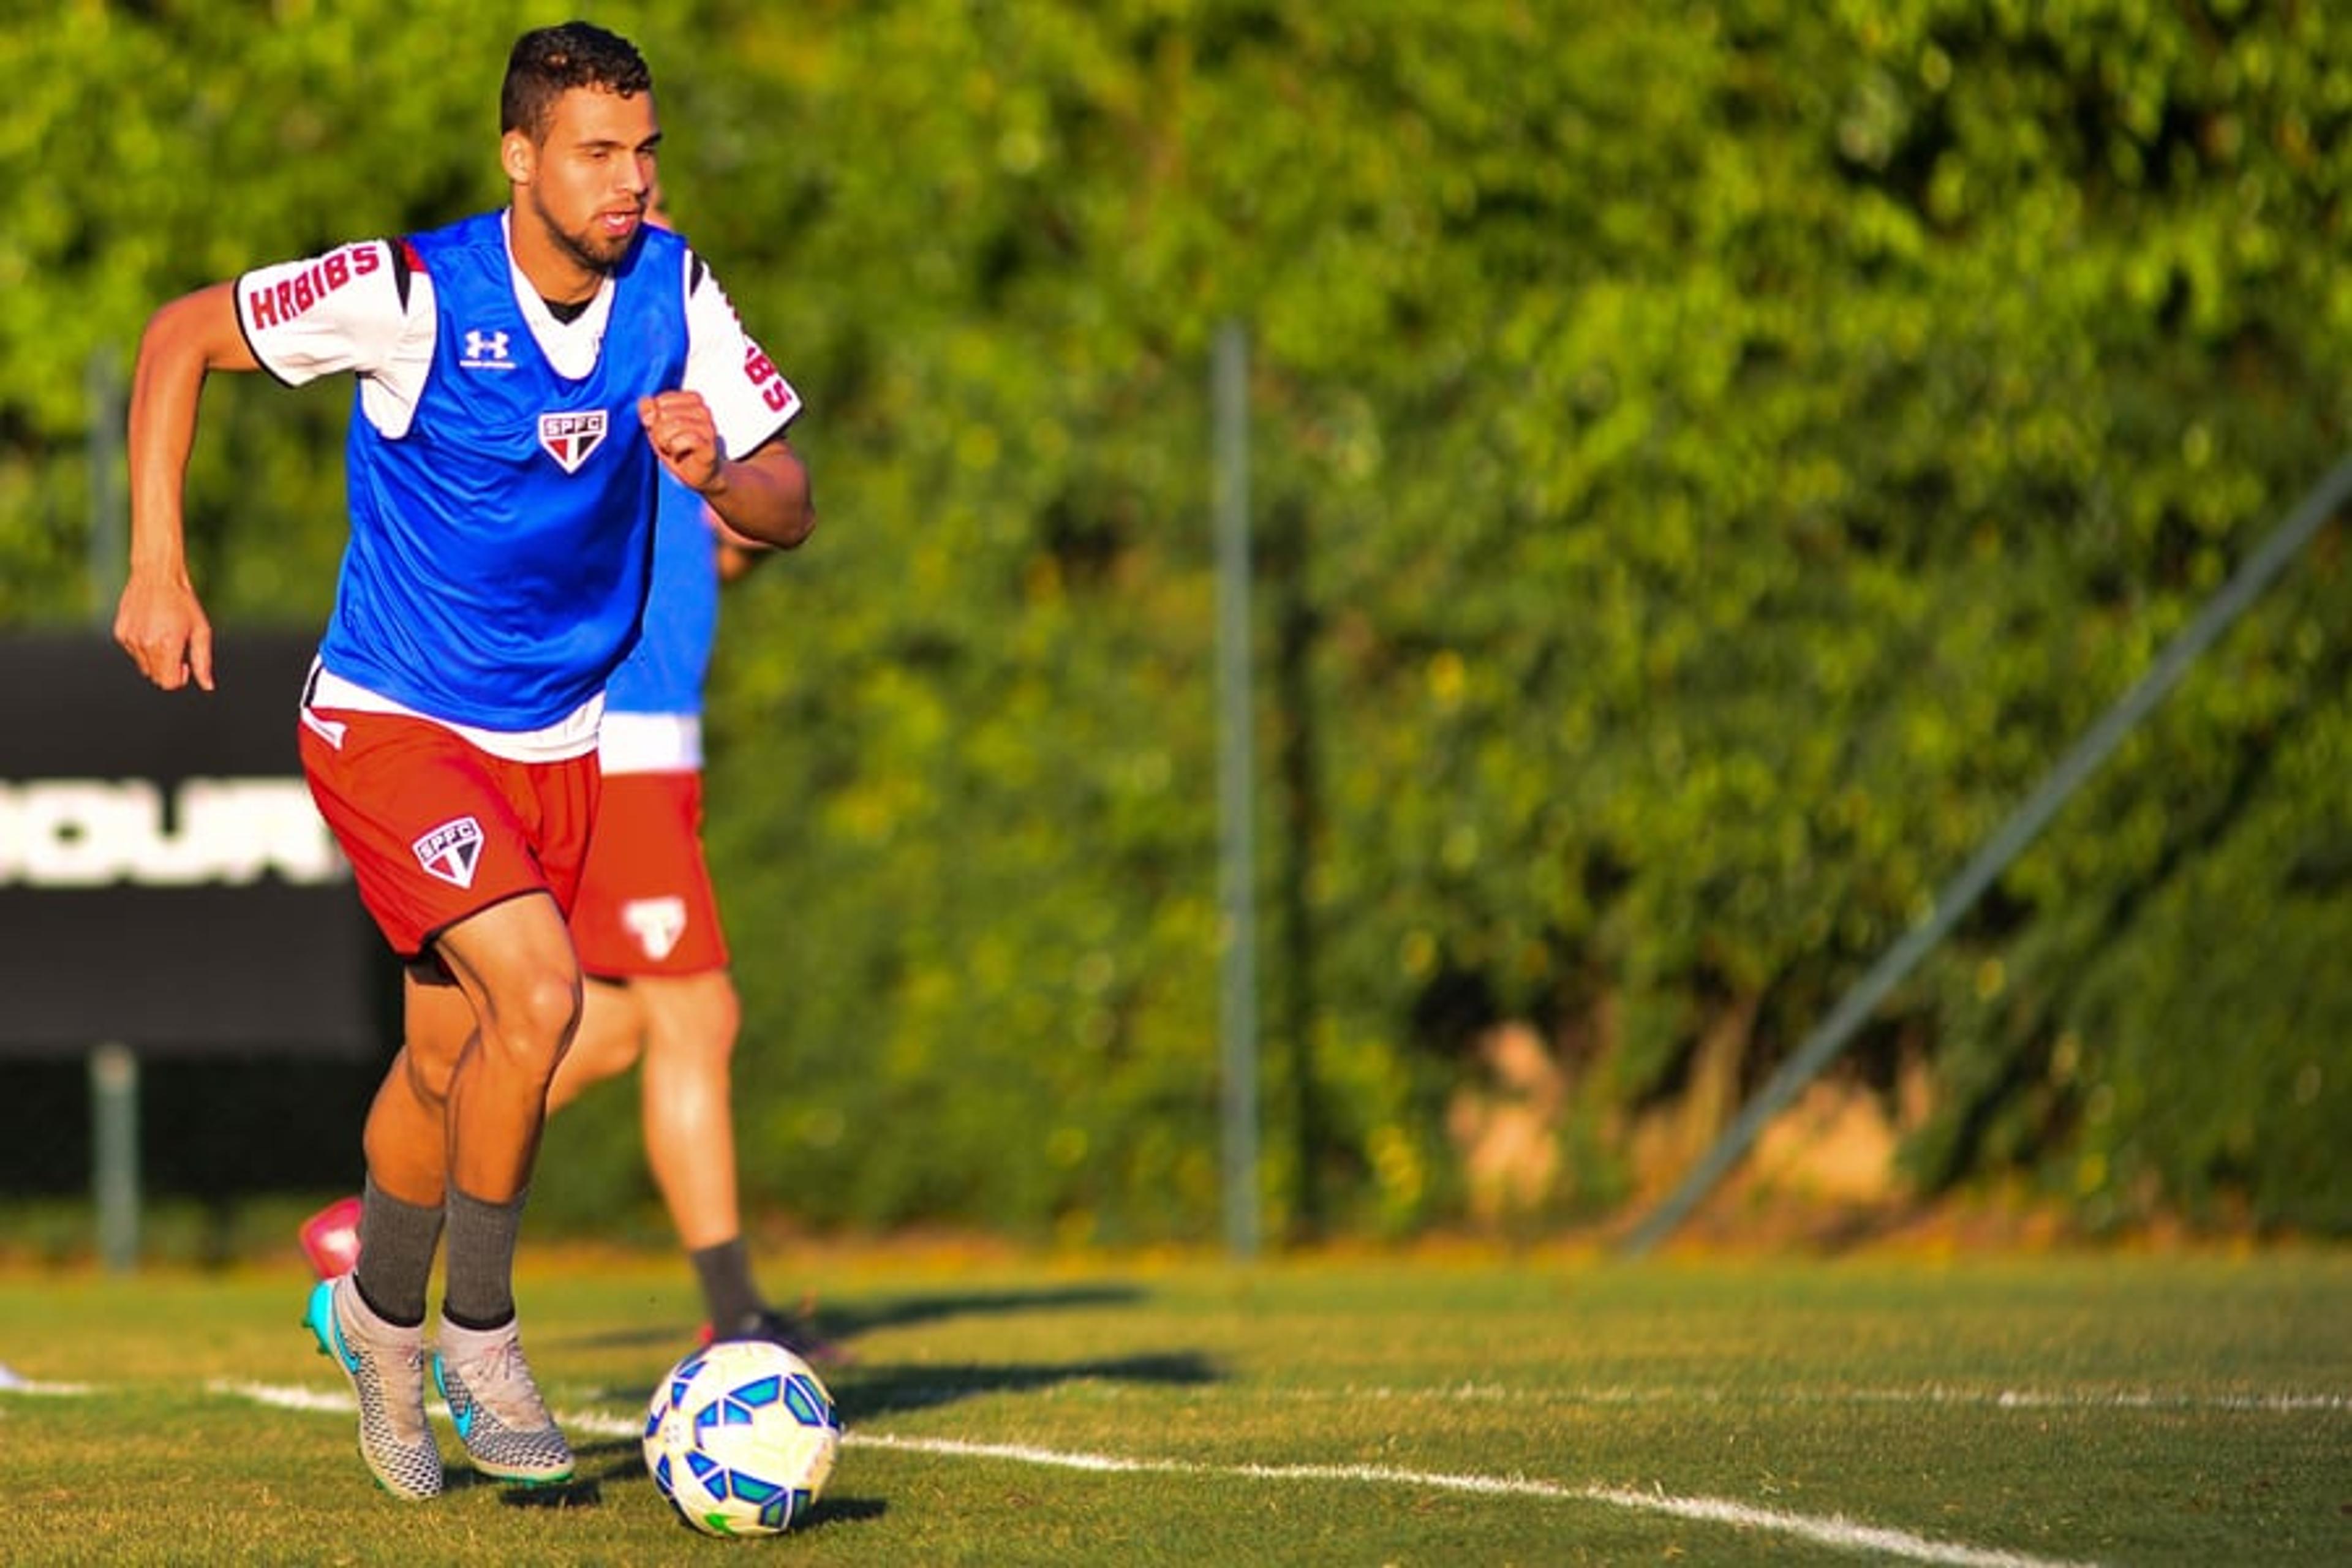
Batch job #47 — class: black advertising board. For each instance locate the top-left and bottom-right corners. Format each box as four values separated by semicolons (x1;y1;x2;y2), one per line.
0;630;388;1057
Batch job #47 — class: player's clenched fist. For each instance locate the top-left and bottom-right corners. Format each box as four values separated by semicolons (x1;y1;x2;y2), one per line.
639;391;722;493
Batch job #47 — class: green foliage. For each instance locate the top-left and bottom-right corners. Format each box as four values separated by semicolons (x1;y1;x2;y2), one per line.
9;1;2351;1238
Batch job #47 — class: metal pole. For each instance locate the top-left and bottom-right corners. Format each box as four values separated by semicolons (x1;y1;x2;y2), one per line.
88;348;141;1273
1214;320;1261;1258
1623;449;2352;1256
91;1042;140;1272
87;348;126;619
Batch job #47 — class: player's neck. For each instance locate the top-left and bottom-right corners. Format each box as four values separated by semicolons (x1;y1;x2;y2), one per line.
505;208;608;309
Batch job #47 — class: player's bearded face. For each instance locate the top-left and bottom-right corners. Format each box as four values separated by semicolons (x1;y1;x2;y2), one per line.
527;177;639;274
521;88;658;276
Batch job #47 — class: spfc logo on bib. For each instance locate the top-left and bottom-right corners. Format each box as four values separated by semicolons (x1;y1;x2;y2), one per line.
412;816;484;889
538;410;609;473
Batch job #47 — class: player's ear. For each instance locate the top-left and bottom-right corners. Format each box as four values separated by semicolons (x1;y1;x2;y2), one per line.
502;130;535;187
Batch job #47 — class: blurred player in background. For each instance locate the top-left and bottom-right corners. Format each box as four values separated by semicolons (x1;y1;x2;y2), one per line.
119;23;815;1501
544;189;818;1352
307;186;826;1358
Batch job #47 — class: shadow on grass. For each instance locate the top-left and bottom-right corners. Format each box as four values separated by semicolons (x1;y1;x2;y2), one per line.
451;1439;654;1509
835;1348;1222;1421
554;1281;1148;1357
476;1439;692;1507
824;1283;1146;1337
570;1280;1212;1444
800;1494;889;1531
444;1457;609;1509
518;1434;894;1535
624;1493;892;1539
489;1474;604;1510
599;1348;1223;1428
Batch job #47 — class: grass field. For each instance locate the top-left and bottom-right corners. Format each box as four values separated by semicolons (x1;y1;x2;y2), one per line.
0;1240;2344;1564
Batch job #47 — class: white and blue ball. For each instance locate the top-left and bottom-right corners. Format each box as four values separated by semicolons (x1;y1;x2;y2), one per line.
644;1339;842;1536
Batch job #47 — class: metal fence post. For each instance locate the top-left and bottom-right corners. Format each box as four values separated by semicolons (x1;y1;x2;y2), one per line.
1215;320;1261;1259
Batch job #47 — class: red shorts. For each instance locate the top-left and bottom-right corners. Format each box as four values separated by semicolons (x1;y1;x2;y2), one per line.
568;769;731;979
298;708;599;963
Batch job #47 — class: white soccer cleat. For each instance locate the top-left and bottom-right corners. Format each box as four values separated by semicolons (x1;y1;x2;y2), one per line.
304;1276;443;1501
433;1316;575;1486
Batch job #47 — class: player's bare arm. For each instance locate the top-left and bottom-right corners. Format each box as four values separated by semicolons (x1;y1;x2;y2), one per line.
709;482;797;583
116;282;263;692
714;513;774;584
708;437;815;551
637;391;815;551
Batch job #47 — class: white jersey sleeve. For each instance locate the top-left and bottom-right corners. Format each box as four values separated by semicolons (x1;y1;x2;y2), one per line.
236;241;420;385
678;249;802;459
236;239;437;438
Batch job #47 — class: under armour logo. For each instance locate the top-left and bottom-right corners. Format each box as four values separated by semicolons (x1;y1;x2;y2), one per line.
462;328;512;367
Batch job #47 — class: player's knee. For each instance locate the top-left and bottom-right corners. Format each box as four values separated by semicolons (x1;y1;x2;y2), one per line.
643;975;742;1066
486;967;585;1070
710;986;743;1054
402;1047;454;1107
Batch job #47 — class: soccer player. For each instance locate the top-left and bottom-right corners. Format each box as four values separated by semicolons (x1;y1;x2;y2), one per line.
114;24;814;1502
545;192;816;1355
301;187;823;1356
543;474;807;1343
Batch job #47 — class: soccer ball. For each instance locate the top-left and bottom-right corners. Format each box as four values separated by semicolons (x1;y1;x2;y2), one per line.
643;1340;843;1537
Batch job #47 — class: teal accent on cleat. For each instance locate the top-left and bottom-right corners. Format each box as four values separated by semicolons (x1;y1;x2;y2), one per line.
433;1317;574;1486
304;1276;442;1501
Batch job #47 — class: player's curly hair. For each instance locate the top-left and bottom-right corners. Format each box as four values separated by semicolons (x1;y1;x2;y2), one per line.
501;21;654;141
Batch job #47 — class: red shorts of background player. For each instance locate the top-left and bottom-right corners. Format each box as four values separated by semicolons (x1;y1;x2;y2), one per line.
568;769;731;979
298;707;600;964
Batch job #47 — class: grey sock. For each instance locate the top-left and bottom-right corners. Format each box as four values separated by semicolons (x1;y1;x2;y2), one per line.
440;1186;526;1330
689;1237;766;1332
352;1177;443;1329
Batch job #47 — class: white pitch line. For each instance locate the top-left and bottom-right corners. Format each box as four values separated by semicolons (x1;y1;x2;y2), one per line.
208;1379;642;1439
1243;1382;2352;1415
853;1435;2101;1568
206;1381;2101;1568
1850;1385;2352;1414
0;1376;94;1396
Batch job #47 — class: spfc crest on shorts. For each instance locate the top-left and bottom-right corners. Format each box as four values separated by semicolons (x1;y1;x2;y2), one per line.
413;816;484;889
622;896;689;961
538;410;608;473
